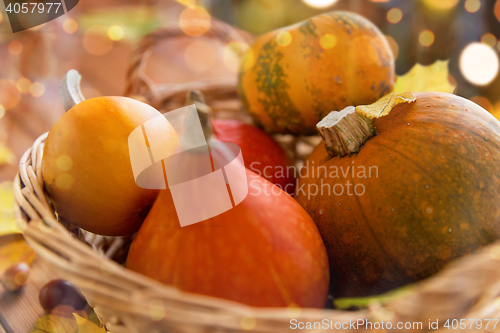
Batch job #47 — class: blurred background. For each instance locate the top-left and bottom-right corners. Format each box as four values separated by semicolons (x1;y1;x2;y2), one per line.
0;0;499;185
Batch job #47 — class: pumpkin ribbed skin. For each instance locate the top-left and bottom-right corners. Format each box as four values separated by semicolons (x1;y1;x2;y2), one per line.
42;97;179;236
126;170;329;308
238;11;395;135
295;92;500;297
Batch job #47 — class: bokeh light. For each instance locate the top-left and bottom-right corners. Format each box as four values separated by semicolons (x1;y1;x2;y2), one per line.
422;0;459;11
240;316;256;330
0;106;5;119
369;0;390;2
107;25;124;41
30;82;45;97
16;78;31;94
63;18;78;34
8;41;23;56
179;6;211;37
286;303;302;318
149;299;165;321
319;34;337;50
464;0;481;13
481;33;497;47
419;30;435;47
276;31;292;47
302;0;338;9
460;42;499;86
184;39;216;73
223;41;248;73
387;8;403;24
385;35;399;59
83;25;113;56
0;80;21;110
0;11;3;24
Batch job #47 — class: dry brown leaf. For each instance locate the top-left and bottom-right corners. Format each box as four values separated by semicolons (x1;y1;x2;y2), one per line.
356;91;416;119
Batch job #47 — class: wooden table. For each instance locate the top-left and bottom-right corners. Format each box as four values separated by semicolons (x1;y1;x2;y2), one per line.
0;255;60;333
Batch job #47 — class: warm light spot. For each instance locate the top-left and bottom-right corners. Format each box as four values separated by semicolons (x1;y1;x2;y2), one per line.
56;155;73;171
30;82;45;97
495;0;500;22
107;25;124;41
0;11;3;24
481;33;497;47
302;0;338;9
56;173;74;190
241;49;255;71
179;6;211;37
422;0;459;10
379;306;395;321
369;0;390;2
0;80;21;110
490;245;500;260
471;96;493;112
320;34;337;50
460;42;499;86
240;316;256;330
276;31;292;47
0;105;5;119
286;303;301;318
419;30;435;47
384;35;399;59
184;39;216;73
387;8;403;24
83;25;113;56
16;78;31;94
62;18;78;34
8;41;23;55
465;0;481;12
223;41;249;73
149;299;165;321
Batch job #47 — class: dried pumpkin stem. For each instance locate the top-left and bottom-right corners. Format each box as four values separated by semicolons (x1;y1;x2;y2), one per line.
185;90;214;142
317;106;375;157
60;69;86;112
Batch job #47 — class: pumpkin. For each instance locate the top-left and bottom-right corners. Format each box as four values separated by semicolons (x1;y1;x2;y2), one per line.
295;92;500;297
42;96;179;236
187;91;296;193
238;11;395;135
126;169;329;307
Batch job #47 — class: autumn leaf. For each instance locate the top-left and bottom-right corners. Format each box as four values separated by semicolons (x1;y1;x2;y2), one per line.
0;181;21;236
334;284;414;310
28;313;105;333
0;236;35;276
356;91;416;119
394;60;456;94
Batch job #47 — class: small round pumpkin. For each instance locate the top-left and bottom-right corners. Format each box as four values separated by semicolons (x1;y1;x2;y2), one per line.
295;92;500;297
126;170;329;308
238;11;395;135
42;97;179;236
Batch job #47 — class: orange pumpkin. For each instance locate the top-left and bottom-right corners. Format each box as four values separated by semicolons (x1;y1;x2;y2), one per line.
238;11;395;135
126;170;329;307
42;97;179;236
296;92;500;297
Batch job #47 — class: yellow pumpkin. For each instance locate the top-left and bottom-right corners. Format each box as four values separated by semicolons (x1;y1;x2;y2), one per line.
238;11;395;135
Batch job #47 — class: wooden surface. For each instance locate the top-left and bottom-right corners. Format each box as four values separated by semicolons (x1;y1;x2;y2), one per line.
0;253;60;333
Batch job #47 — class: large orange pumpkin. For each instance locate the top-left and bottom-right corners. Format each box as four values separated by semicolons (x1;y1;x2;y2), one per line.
238;11;395;135
126;170;329;308
42;97;179;236
295;92;500;297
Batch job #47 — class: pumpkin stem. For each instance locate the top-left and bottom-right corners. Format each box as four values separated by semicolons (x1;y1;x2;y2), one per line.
185;90;214;142
59;69;86;112
317;106;375;157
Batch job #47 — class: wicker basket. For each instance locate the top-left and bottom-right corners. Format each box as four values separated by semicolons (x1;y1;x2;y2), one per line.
12;18;500;333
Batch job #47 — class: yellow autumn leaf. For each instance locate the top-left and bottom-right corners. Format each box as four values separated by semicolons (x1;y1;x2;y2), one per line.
356;91;416;119
0;181;21;236
73;313;106;333
28;314;78;333
394;60;456;94
0;236;35;275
